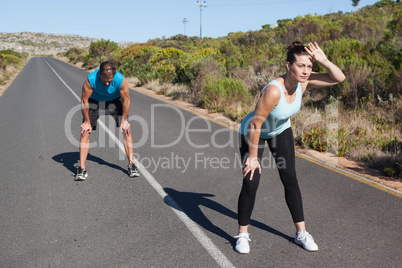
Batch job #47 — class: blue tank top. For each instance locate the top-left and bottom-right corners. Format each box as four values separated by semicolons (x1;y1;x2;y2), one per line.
88;69;124;102
239;80;302;139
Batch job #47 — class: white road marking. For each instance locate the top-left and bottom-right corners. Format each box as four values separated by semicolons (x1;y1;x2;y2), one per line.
45;59;236;268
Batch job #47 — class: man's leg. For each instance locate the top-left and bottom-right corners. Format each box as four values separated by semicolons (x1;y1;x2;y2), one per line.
124;130;140;177
75;130;91;181
123;131;134;164
79;131;91;169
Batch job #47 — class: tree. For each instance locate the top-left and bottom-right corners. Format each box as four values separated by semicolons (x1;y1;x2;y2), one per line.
352;0;360;14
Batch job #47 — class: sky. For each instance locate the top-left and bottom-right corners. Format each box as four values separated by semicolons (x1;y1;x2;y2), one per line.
1;0;381;43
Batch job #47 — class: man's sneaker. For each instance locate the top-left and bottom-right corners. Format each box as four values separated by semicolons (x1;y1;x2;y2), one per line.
295;231;318;252
234;233;251;254
128;162;140;178
75;167;88;181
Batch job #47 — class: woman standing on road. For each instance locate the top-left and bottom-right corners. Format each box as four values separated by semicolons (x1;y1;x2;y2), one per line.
235;41;345;253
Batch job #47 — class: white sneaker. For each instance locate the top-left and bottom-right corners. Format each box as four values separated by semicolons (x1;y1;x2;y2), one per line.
75;167;88;181
234;233;250;254
295;231;318;252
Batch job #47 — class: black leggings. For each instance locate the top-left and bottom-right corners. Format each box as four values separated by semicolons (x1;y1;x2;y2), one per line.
237;127;304;226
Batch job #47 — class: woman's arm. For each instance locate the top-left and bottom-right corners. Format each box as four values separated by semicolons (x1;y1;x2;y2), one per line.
305;42;346;88
244;84;280;180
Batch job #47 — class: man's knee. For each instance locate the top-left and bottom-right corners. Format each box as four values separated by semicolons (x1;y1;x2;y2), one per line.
123;128;133;138
81;131;91;141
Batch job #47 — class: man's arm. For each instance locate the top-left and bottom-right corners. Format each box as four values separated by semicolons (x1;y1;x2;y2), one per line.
81;78;93;133
119;78;131;134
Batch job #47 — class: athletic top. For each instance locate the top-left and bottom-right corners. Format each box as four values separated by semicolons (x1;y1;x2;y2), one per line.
239;80;302;139
88;69;124;102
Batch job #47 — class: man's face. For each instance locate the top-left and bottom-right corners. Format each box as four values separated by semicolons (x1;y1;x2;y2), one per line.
100;74;114;86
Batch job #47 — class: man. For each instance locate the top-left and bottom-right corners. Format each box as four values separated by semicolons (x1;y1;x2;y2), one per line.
75;61;140;181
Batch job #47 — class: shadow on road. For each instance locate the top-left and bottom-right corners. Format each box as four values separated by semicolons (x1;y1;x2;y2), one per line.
52;152;126;175
164;188;293;248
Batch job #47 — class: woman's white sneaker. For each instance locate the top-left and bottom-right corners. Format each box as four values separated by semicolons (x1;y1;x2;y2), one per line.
234;233;251;254
295;231;318;252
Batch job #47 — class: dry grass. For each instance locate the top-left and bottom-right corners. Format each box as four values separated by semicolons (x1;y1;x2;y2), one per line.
0;65;20;85
292;97;402;176
126;77;141;87
232;65;280;95
143;80;196;103
165;84;194;103
143;80;163;94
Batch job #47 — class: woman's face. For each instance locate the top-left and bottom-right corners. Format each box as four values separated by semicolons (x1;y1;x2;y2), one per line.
286;54;313;82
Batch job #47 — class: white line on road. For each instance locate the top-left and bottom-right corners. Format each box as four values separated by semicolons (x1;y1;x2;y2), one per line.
45;59;236;268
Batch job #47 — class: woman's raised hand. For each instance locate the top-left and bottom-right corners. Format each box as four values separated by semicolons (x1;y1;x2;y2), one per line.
305;42;328;64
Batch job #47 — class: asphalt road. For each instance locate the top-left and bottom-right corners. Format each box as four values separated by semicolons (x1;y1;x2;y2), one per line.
0;58;401;268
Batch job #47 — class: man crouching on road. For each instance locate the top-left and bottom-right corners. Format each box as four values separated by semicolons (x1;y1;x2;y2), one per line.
75;61;140;181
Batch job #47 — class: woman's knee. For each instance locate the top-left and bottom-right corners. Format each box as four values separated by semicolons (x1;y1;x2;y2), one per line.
242;174;260;193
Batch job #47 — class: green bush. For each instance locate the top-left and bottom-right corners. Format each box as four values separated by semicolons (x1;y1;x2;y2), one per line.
200;76;253;120
119;55;155;85
0;50;26;58
178;56;226;102
88;39;120;66
302;126;328;152
118;46;161;84
147;47;186;84
64;47;87;63
0;53;21;70
328;127;359;157
382;167;396;177
120;43;157;63
178;48;225;85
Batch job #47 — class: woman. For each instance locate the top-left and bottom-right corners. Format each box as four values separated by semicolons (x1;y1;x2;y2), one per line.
235;41;345;253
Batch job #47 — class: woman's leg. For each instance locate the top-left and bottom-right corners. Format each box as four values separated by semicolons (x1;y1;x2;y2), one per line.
266;128;304;225
237;134;266;231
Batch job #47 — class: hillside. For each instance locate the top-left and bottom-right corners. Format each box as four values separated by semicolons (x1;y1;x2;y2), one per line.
0;32;134;55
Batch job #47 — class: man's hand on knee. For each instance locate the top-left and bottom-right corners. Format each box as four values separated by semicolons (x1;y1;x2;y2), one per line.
120;120;131;136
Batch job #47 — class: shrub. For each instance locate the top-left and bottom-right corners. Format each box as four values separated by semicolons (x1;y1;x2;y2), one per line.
302;126;328;152
118;56;137;77
178;48;225;85
147;47;186;83
64;47;87;62
382;167;396;177
120;43;157;62
380;137;402;154
200;76;253;120
178;56;226;103
118;47;160;84
0;54;20;70
74;52;89;64
88;39;120;65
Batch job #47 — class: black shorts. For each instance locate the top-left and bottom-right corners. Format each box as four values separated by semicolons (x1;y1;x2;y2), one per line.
86;98;123;130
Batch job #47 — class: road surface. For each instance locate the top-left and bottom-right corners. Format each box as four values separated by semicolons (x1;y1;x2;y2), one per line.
0;58;401;267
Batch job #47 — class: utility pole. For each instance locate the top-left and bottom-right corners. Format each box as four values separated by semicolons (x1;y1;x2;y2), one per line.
182;18;188;35
196;1;207;38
